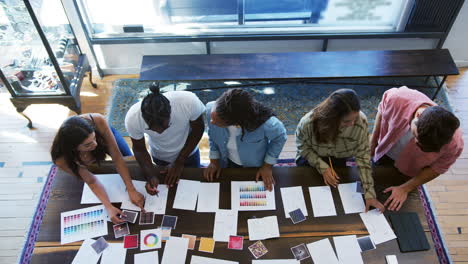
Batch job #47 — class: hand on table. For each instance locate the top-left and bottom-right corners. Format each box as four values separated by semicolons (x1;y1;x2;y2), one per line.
323;167;340;187
365;198;385;213
203;160;221;182
128;189;145;210
165;161;184;187
106;205;125;224
383;185;408;211
256;164;275;191
145;176;160;196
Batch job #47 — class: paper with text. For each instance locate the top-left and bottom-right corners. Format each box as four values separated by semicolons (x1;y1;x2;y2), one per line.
333;235;363;264
197;182;220;212
173;180;201;211
213;209;238;242
338;183;365;214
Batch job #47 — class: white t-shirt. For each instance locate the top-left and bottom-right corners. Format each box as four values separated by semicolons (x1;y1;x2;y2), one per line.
125;91;206;163
227;126;242;165
387;128;413;160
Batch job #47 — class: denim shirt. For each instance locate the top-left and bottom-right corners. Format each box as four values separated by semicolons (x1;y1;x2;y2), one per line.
206;102;287;168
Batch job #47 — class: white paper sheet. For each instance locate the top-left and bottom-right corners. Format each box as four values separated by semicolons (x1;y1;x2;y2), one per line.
140;228;162;250
280;186;308;218
247;216;280;241
359;209;396;245
197;182;220;212
161;236;189;264
333;235;364;264
252;260;299;264
213;209;238;242
71;239;102;264
386;255;399;264
338;183;365;214
173;180;201;211
191;256;239;264
145;184;169;214
135;251;159;264
120;180;146;211
306;238;339;264
61;205;108;245
308;186;337;217
81;174;127;204
231;181;276;211
101;243;126;264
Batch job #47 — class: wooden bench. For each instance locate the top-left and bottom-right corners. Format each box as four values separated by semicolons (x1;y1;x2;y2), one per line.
140;49;459;99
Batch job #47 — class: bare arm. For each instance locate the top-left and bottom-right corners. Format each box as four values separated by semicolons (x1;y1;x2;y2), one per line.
175;114;205;164
166;114;205;186
92;114;144;208
384;167;439;211
55;158;125;224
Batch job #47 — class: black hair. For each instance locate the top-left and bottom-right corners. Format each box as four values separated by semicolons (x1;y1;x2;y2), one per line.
311;89;361;143
416;106;460;152
215;88;274;140
50;116;107;178
141;82;171;129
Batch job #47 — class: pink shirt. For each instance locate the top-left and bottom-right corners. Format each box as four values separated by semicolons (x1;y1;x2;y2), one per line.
373;86;464;177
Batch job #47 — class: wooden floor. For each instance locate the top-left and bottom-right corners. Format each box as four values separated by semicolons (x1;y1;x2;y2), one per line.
0;71;467;263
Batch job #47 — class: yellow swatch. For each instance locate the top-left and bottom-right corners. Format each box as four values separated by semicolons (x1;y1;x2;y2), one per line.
199;237;215;253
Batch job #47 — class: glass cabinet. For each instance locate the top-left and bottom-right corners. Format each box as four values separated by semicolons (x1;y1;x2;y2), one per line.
0;0;95;128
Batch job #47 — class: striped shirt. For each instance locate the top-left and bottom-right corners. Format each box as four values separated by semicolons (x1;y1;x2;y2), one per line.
295;111;376;199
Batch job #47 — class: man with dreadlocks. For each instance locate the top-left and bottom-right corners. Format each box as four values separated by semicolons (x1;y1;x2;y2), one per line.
125;82;205;194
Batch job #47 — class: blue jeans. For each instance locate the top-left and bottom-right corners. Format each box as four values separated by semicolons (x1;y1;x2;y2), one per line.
152;149;201;168
110;126;132;157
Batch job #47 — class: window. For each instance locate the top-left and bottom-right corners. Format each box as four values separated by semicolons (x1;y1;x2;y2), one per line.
77;0;413;38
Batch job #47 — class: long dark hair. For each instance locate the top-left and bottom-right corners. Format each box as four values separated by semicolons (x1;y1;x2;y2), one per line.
141;82;171;129
311;89;361;143
50;116;107;178
215;88;274;139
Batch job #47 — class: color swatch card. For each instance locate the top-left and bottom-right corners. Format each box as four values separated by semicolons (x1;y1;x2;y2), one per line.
213;209;238;242
333;235;364;264
231;181;276;211
247;216;280;241
197;182;220;212
161;236;189;264
306;238;339;264
338;182;365;214
280;186;308;218
190;256;239;264
173;180;201;211
135;251;159;264
140;228;162;251
145;184;169;214
71;238;102;264
61;205;108;245
101;242;126;264
359;209;396;245
308;186;337;217
81;174;127;204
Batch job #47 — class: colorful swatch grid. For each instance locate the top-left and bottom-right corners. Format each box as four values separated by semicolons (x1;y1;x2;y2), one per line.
231;181;276;211
61;205;108;244
239;184;268;207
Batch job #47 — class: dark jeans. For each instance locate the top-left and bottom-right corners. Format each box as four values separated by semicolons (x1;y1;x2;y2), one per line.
110;126;132;157
152;149;201;168
227;159;243;168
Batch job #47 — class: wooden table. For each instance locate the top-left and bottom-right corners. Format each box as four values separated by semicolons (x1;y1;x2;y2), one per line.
31;162;438;263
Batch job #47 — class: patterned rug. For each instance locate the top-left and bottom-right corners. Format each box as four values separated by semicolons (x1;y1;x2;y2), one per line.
21;162;450;263
106;77;451;137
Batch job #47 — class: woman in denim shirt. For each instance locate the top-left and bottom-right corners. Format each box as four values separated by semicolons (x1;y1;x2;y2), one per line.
203;89;287;191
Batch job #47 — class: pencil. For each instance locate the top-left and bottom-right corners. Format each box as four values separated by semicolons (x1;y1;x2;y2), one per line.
328;157;335;178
